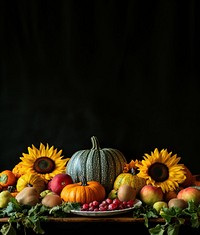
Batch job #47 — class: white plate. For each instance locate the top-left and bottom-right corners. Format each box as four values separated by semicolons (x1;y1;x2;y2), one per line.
70;199;142;217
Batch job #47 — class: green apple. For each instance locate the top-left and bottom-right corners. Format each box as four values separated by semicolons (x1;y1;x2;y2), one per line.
153;201;168;214
139;185;164;205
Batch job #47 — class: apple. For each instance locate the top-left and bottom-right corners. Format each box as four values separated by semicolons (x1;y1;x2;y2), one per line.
168;198;188;210
177;187;200;206
139;185;164;205
153;201;168;214
47;180;52;190
48;173;73;195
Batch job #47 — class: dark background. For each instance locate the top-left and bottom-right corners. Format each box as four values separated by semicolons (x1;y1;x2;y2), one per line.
0;1;199;174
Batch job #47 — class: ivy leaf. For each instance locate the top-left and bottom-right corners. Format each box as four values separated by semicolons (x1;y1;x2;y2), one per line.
0;223;17;235
132;200;200;235
148;223;165;235
167;223;181;235
49;202;81;217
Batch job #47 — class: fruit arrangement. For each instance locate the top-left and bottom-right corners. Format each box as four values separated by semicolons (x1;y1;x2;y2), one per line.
0;137;200;235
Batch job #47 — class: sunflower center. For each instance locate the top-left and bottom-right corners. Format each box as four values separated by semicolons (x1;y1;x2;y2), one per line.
148;162;169;182
33;157;55;174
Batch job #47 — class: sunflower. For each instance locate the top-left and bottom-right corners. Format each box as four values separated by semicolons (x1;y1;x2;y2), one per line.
12;143;70;181
123;159;140;173
136;148;186;193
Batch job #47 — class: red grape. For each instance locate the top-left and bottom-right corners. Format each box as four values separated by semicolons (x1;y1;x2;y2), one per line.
81;198;135;211
105;198;113;204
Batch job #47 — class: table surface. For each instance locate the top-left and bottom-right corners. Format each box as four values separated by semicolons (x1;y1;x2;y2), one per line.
0;215;171;223
0;214;199;235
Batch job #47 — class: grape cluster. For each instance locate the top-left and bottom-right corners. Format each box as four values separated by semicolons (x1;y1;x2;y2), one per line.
81;198;135;211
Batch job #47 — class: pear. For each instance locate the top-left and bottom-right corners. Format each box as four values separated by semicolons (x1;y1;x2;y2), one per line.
40;189;54;198
16;187;40;206
108;189;118;200
117;184;136;202
41;194;63;208
153;201;168;214
0;190;13;208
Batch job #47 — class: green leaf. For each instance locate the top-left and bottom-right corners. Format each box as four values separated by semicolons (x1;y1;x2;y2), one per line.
148;223;165;235
167;223;180;235
0;223;17;235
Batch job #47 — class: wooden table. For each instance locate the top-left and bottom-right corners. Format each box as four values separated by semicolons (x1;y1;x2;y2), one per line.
0;214;199;235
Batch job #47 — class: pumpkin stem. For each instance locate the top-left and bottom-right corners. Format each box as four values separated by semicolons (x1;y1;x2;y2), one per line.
91;136;101;150
80;176;88;186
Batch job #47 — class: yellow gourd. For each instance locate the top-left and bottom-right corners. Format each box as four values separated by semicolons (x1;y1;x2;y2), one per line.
113;168;146;195
16;173;46;193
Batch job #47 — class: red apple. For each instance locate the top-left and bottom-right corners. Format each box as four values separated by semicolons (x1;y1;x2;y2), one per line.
177;187;200;206
48;173;73;195
47;180;52;190
139;185;164;205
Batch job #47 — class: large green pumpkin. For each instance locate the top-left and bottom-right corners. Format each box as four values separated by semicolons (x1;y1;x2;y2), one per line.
66;136;127;194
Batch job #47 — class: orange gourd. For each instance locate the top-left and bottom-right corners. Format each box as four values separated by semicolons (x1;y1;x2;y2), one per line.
179;165;193;188
163;187;183;202
192;174;200;187
0;170;17;188
61;176;106;204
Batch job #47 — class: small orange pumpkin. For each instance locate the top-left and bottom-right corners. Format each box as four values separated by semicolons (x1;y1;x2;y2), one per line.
61;176;106;204
0;170;17;188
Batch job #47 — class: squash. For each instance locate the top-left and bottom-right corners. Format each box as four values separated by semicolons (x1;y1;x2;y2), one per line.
113;168;146;195
66;136;127;194
61;176;106;204
16;173;46;193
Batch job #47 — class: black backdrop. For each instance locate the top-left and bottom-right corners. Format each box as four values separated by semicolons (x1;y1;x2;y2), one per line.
1;1;199;174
